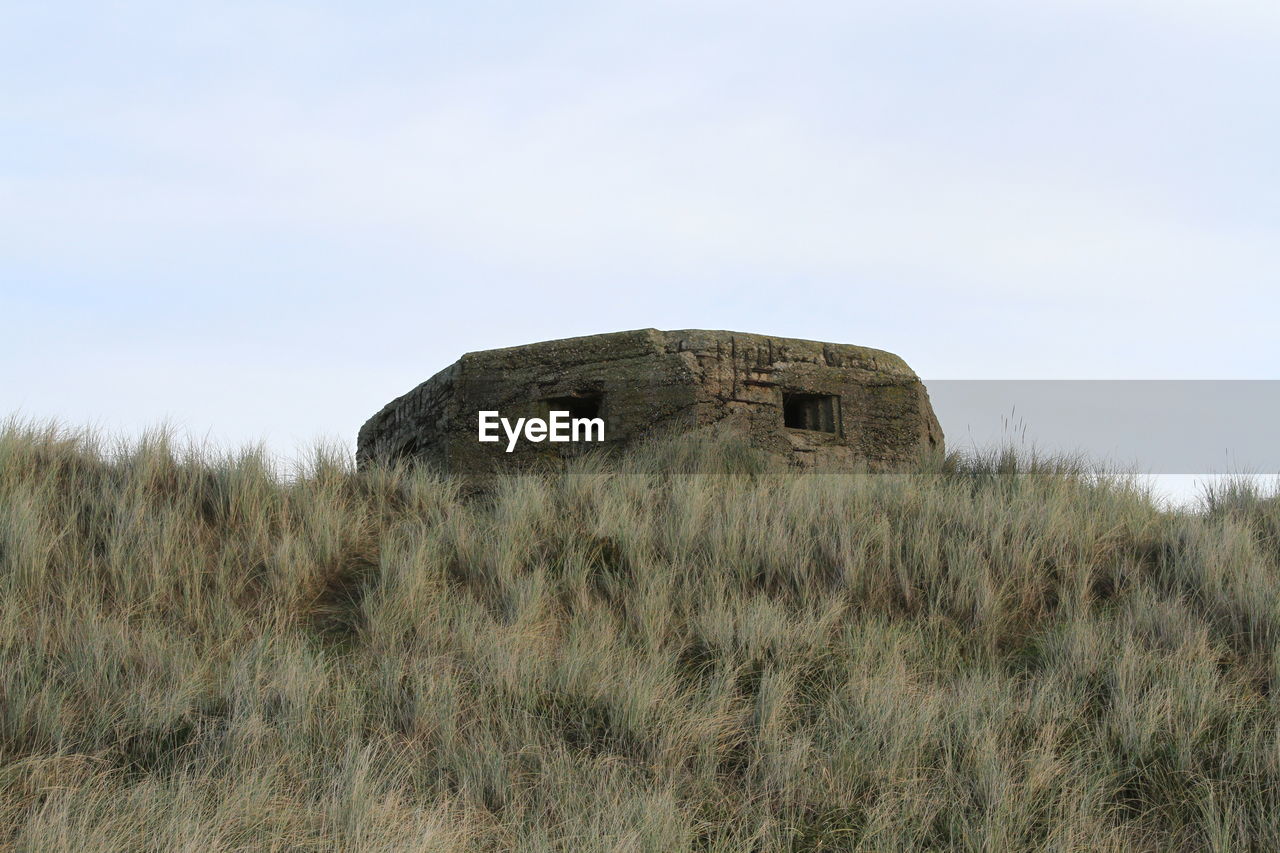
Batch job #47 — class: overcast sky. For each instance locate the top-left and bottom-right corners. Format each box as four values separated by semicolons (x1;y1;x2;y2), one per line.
3;1;1277;464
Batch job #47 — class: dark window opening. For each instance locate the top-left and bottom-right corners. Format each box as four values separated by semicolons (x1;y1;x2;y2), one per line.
542;392;602;422
783;393;838;433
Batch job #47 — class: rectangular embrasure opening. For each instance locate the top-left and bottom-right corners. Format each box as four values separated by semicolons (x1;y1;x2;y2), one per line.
542;392;602;422
783;393;838;433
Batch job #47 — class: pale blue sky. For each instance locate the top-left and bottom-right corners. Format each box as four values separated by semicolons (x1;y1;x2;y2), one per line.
2;1;1277;460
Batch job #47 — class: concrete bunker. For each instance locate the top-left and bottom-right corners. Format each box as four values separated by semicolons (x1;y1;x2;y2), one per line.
357;328;943;472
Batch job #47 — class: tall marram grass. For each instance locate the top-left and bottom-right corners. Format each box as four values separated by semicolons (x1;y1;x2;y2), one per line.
3;420;1280;851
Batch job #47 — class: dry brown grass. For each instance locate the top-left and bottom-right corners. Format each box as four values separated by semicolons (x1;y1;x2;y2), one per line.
2;419;1280;851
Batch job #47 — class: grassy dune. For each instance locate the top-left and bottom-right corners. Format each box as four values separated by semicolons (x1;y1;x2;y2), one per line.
2;421;1280;851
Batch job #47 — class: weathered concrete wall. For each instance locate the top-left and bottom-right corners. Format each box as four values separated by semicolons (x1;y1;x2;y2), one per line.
357;328;942;471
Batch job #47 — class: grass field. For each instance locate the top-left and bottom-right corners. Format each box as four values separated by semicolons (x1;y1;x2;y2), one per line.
2;420;1280;851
